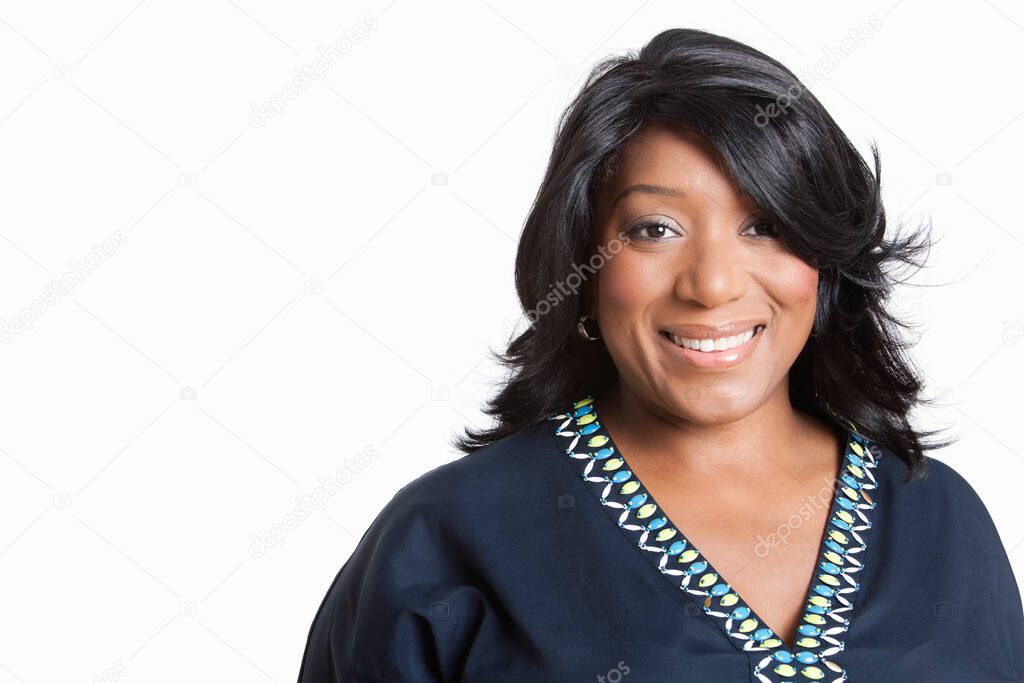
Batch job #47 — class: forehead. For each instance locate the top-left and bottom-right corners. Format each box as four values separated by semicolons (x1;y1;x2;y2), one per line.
617;123;733;188
598;123;751;211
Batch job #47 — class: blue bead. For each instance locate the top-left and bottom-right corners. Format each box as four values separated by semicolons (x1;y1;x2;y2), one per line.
611;470;632;483
626;493;648;509
688;560;707;574
752;627;773;641
646;516;667;530
731;606;751;620
710;583;730;596
795;651;819;664
836;497;856;510
813;584;836;598
819;562;841;575
824;540;846;555
772;650;794;663
667;540;687;556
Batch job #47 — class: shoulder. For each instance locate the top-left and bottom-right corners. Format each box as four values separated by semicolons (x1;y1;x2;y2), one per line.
876;444;996;521
380;416;565;530
872;443;1014;573
298;417;564;681
869;443;1024;676
321;413;572;584
874;443;993;524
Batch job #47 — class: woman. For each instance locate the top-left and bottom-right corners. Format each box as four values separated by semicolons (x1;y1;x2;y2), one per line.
298;28;1023;682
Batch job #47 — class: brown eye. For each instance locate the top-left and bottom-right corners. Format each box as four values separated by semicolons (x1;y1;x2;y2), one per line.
625;218;682;242
743;219;780;240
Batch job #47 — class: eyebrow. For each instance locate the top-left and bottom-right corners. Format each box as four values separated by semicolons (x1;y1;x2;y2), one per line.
610;183;686;209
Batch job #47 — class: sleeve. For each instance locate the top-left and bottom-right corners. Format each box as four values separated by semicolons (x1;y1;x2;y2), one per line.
296;481;490;683
926;457;1024;678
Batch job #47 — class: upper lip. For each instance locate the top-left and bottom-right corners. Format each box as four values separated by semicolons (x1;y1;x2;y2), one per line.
660;318;766;340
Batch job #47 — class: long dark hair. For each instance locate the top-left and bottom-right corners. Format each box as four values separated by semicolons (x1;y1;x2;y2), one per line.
452;27;951;480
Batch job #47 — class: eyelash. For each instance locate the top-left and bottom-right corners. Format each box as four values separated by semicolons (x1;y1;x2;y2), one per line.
624;217;780;242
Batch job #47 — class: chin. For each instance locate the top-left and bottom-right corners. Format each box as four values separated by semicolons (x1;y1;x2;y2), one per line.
662;385;760;424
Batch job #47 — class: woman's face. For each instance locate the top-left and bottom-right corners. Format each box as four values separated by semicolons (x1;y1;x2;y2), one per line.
589;122;819;424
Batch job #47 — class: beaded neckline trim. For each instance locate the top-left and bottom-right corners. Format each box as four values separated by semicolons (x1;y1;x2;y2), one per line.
549;395;881;682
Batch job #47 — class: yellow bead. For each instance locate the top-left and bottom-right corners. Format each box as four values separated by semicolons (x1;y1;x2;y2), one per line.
801;665;825;679
774;664;797;677
636;503;657;519
698;572;718;588
809;595;830;608
620;481;641;495
679;549;700;562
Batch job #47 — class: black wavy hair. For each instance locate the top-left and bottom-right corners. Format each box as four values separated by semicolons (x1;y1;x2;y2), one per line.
452;27;953;480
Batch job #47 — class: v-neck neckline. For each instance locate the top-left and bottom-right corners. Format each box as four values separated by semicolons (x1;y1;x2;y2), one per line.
550;395;881;682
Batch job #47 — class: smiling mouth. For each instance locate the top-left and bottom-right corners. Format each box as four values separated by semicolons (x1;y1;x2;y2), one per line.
659;324;766;352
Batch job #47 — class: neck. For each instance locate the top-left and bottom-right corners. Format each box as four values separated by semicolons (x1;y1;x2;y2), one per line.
596;381;841;484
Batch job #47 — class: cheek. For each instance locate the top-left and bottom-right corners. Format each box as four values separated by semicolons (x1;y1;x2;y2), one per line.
594;253;669;324
601;261;645;310
768;257;819;326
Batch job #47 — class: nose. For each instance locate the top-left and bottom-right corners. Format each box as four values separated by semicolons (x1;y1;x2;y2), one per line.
672;229;748;308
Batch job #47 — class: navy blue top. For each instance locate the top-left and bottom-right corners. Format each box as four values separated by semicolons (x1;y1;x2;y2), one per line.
298;396;1024;682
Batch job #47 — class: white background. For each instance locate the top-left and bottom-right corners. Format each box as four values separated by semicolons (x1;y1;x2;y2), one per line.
1;1;1021;681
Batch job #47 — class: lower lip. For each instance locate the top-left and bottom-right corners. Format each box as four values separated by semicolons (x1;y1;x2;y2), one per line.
659;326;765;369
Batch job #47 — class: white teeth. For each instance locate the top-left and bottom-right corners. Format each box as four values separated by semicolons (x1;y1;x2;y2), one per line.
668;326;758;352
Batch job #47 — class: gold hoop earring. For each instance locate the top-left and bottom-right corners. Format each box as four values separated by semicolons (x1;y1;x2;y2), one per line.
577;315;601;341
